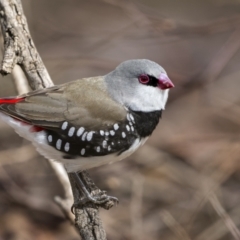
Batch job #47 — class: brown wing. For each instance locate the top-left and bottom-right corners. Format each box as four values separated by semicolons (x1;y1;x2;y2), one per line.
0;77;127;130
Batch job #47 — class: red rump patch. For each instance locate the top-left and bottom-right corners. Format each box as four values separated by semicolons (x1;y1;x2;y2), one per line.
0;97;43;132
19;120;43;133
14;118;44;132
0;97;25;104
30;126;44;132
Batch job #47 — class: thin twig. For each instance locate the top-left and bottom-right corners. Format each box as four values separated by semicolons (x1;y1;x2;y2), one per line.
209;193;240;240
130;171;144;240
195;204;240;240
160;210;192;240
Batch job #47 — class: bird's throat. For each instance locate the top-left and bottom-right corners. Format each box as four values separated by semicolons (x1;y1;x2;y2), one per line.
129;110;162;138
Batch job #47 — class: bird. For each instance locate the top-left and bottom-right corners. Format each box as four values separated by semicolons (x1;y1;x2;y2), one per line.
0;59;174;206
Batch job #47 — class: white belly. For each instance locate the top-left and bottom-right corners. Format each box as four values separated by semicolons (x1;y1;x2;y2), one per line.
0;113;147;172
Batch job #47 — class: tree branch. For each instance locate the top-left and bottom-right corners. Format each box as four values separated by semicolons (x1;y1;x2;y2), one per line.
0;1;109;239
0;0;52;89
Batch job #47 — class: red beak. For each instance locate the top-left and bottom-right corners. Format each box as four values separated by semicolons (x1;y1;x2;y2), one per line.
158;73;174;90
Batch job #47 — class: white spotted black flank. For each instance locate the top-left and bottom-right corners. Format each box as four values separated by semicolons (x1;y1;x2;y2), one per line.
45;110;162;158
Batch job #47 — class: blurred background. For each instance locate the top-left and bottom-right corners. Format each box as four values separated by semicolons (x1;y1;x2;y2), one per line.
0;0;240;239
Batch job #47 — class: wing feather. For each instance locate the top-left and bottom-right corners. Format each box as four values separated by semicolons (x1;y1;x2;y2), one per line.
0;77;127;130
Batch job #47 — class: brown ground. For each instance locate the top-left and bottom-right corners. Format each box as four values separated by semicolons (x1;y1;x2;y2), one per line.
0;0;240;239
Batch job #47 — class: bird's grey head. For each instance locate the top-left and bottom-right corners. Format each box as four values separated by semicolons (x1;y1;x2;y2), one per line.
105;59;174;112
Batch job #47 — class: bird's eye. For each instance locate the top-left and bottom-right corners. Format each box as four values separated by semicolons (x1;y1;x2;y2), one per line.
138;74;150;84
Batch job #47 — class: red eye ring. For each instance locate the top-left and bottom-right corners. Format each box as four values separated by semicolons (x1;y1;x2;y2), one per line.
138;74;150;84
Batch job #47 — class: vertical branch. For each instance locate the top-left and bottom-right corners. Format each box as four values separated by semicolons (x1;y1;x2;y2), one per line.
0;0;53;89
0;1;108;239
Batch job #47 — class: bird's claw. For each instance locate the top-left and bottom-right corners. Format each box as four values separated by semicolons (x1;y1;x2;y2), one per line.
71;191;119;213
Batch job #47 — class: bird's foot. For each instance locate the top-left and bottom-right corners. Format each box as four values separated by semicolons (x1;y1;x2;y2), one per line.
69;172;119;213
71;190;119;213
